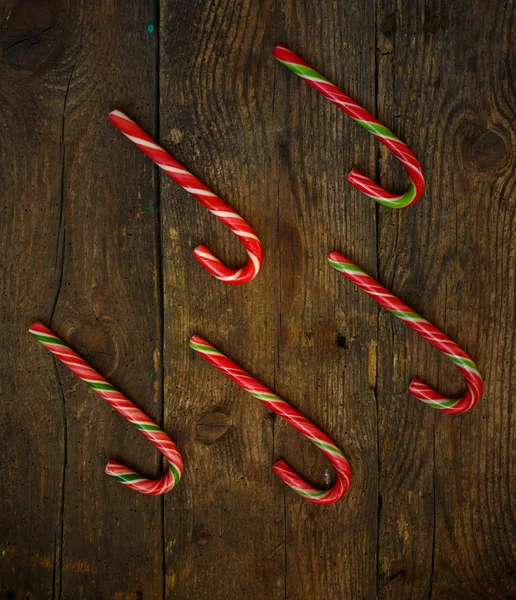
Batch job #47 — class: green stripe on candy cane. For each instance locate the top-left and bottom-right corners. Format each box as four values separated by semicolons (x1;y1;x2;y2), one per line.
358;121;401;140
274;60;330;83
188;339;224;356
86;381;117;391
30;331;67;346
132;422;163;432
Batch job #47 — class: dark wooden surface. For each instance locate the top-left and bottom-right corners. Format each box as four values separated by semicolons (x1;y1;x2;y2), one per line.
1;0;514;598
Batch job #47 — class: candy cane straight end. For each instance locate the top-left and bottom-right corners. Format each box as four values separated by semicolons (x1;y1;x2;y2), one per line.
109;109;263;285
328;251;351;268
327;253;483;414
273;45;292;60
190;334;207;348
273;45;425;208
190;334;352;504
109;109;125;120
29;321;183;495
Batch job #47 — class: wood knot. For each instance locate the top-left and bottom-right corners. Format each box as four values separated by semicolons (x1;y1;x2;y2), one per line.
197;528;211;546
335;333;347;349
400;290;422;310
381;14;395;39
68;325;118;377
1;0;64;74
471;130;510;171
27;29;42;44
195;411;231;445
303;330;314;347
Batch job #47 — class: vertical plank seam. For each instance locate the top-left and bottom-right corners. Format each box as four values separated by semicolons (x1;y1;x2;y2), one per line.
50;5;85;597
428;427;436;600
154;1;166;598
374;1;382;596
428;278;444;599
50;6;84;321
52;364;67;600
270;15;288;595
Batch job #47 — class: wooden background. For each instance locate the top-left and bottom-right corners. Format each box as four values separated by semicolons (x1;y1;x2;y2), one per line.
1;0;515;598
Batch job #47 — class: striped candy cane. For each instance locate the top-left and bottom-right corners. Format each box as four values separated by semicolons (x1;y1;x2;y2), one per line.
109;110;263;284
273;45;425;209
29;322;183;495
328;253;483;413
189;335;351;504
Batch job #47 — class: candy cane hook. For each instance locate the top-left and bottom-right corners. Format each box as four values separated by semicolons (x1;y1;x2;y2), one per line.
274;46;425;209
189;336;351;504
29;322;183;494
109;110;263;284
328;253;483;413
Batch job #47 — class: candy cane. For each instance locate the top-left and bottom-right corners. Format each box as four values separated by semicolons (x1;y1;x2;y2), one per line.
109;110;263;284
189;335;351;504
29;322;183;495
273;45;425;209
328;253;483;413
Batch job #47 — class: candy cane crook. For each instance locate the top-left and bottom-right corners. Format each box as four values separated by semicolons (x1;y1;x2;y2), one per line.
273;46;425;209
189;335;351;504
29;322;183;495
328;253;483;413
109;110;263;284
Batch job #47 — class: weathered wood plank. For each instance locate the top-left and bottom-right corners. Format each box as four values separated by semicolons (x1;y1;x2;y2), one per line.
0;1;79;597
374;3;436;598
1;0;166;597
273;3;379;598
424;2;516;597
160;1;285;597
376;1;516;598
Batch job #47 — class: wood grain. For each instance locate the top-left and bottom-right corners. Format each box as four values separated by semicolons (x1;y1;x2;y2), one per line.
376;1;516;598
273;2;379;598
51;2;167;597
1;0;166;598
159;1;285;597
1;0;515;598
0;1;73;596
375;2;438;597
